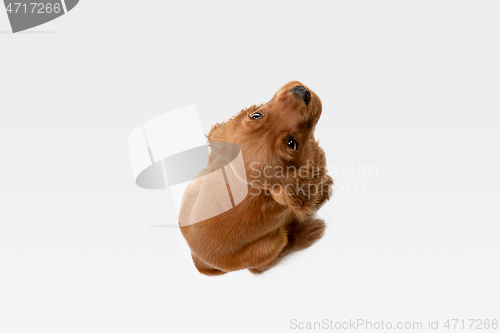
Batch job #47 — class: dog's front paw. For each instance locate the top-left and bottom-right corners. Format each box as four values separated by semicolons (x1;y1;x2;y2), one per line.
272;175;331;220
315;175;333;210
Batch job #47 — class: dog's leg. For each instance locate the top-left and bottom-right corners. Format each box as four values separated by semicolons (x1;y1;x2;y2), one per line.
211;227;288;274
191;253;227;276
249;218;326;274
191;229;288;276
285;218;326;251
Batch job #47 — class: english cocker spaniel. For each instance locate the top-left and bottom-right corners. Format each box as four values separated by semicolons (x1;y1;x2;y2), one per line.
179;81;333;275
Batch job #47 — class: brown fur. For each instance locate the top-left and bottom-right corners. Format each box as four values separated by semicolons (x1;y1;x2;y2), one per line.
179;81;333;275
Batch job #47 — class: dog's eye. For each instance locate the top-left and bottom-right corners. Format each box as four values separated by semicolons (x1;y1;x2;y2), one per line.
287;136;298;150
250;112;264;120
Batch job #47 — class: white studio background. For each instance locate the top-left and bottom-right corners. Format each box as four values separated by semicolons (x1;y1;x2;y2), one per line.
1;1;499;332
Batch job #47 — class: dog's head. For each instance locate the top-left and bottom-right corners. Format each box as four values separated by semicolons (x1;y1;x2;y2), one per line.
208;81;331;218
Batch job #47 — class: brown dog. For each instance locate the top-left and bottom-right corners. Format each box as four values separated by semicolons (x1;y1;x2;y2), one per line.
179;81;333;275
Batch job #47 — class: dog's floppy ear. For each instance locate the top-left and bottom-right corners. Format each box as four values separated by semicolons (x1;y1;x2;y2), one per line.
270;151;333;220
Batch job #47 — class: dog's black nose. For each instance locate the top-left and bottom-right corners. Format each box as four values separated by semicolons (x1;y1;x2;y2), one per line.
290;85;311;105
